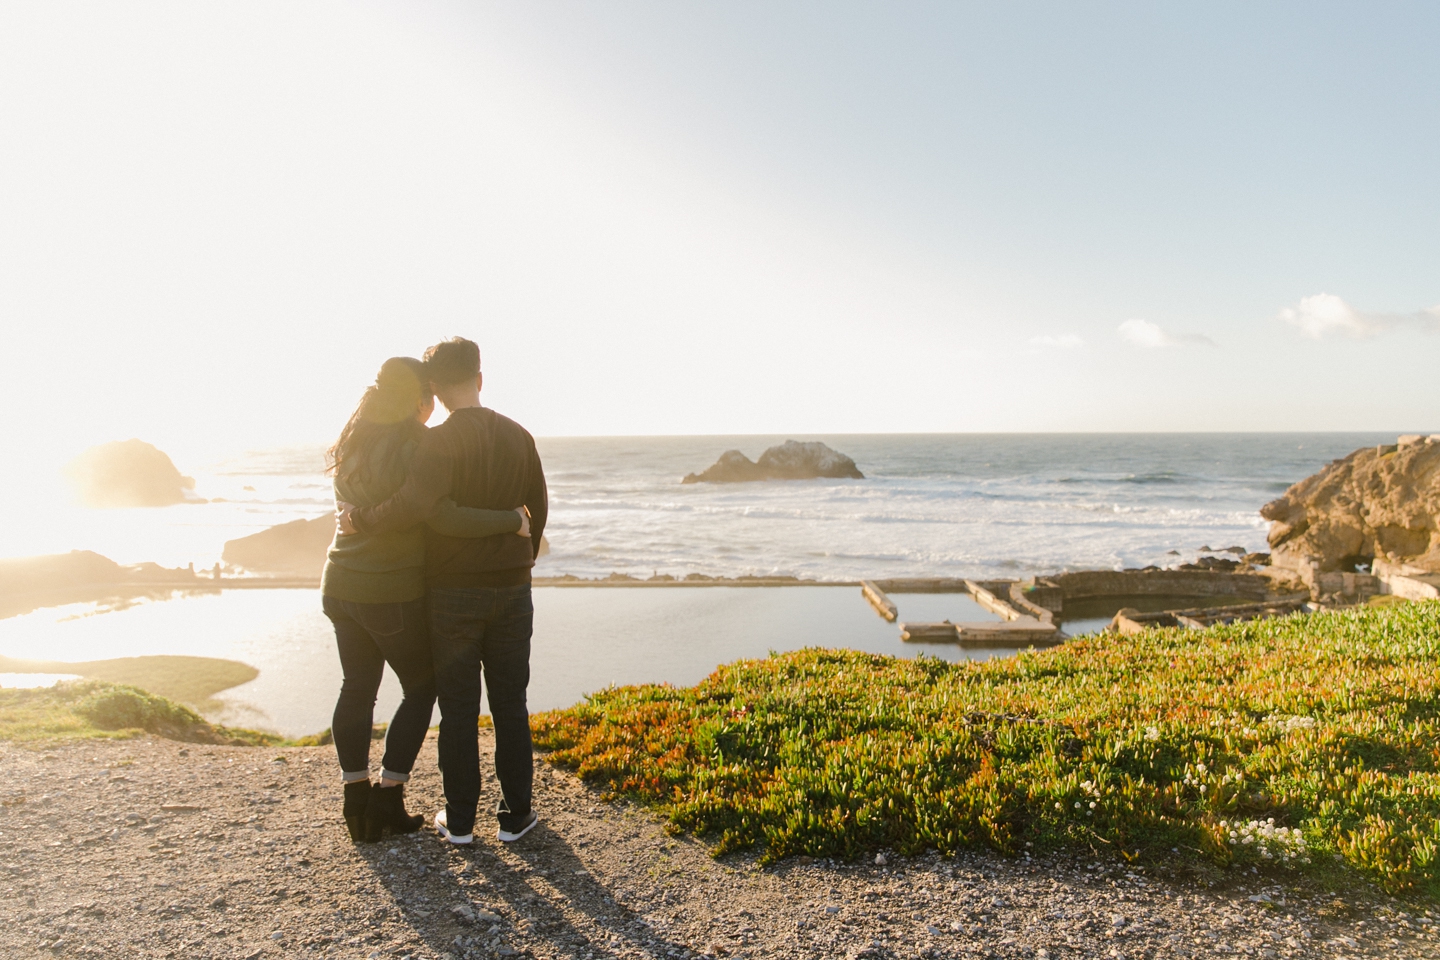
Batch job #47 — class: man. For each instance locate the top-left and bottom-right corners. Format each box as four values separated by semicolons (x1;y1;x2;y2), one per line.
340;337;547;845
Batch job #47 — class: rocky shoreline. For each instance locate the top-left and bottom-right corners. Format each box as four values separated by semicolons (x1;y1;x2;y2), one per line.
4;733;1434;960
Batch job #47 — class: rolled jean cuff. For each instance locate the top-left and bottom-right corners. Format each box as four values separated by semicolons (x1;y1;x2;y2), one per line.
380;768;411;783
341;769;370;783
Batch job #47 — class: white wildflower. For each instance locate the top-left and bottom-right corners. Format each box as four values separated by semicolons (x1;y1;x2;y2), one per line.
1225;818;1311;865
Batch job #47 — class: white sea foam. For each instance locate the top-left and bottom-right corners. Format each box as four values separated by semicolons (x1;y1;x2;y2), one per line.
0;432;1391;578
0;432;1397;733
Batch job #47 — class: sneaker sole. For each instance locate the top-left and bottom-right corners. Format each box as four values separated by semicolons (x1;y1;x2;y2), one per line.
433;810;473;846
497;813;538;843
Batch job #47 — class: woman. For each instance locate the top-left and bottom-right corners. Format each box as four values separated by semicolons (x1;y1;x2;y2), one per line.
322;356;530;842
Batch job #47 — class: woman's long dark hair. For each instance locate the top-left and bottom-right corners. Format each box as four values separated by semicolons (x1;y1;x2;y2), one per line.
326;357;431;480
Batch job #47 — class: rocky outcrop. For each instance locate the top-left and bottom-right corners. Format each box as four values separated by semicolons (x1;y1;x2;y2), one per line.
0;550;130;594
0;550;197;595
1261;435;1440;578
220;517;552;576
682;441;864;484
683;450;765;484
221;516;334;577
0;550;202;618
64;439;196;508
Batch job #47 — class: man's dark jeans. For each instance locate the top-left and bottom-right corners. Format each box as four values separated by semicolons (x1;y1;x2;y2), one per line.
429;584;533;836
322;595;437;779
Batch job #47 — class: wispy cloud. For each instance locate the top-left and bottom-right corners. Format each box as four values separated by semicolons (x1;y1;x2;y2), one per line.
1278;293;1440;339
1029;333;1084;349
1117;318;1216;348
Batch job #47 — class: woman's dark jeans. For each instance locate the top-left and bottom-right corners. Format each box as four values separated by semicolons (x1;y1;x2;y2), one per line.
323;595;437;781
429;584;534;837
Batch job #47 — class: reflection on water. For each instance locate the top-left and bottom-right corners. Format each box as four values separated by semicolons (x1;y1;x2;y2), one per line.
889;593;1004;624
2;433;1391;580
1056;593;1246;638
0;588;1023;736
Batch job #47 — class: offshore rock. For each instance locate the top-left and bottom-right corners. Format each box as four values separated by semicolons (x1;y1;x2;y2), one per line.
682;441;864;484
222;516;334;577
684;449;764;483
1260;435;1440;576
65;439;196;507
222;517;551;576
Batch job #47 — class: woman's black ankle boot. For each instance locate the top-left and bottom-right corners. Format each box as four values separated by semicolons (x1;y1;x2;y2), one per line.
343;780;372;842
365;783;425;842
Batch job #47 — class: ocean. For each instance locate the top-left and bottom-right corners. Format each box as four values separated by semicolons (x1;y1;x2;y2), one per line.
0;433;1395;735
4;432;1393;579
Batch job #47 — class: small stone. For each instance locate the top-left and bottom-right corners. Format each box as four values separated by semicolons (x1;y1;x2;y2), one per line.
270;931;284;940
926;924;943;935
824;905;840;915
475;908;502;923
874;853;887;866
451;905;476;922
1111;915;1126;928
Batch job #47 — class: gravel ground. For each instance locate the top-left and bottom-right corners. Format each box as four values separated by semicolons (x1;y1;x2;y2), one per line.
1;733;1436;960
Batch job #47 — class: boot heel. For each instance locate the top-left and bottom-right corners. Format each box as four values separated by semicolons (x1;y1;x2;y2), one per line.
343;780;372;843
366;783;425;841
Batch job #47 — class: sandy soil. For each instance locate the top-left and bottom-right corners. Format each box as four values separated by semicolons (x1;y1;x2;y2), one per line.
1;732;1435;960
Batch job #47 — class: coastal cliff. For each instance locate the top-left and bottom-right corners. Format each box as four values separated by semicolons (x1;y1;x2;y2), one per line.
1261;434;1440;578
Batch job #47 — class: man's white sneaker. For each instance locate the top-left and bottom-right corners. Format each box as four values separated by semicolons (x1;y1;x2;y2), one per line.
434;810;473;845
496;810;538;843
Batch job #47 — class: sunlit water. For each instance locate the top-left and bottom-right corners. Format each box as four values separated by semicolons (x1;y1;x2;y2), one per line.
0;433;1392;578
0;433;1394;736
0;587;1004;736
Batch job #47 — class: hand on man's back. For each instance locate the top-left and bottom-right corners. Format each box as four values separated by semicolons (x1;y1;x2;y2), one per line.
336;501;358;536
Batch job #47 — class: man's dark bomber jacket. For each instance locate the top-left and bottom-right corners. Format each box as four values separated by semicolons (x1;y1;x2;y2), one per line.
351;406;548;588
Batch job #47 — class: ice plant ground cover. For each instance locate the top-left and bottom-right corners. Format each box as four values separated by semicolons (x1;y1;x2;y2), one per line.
532;601;1440;896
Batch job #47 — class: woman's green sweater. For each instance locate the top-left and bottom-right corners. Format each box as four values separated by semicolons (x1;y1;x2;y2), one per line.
320;425;521;604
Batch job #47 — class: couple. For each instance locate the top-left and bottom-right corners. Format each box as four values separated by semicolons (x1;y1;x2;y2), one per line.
320;336;547;847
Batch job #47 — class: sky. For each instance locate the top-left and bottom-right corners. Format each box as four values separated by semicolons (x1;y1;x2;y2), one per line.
1;1;1437;476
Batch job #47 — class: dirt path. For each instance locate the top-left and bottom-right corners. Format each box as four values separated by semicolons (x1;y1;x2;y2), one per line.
1;733;1434;960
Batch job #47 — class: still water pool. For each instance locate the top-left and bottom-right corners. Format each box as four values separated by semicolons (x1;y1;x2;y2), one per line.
0;587;1013;736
